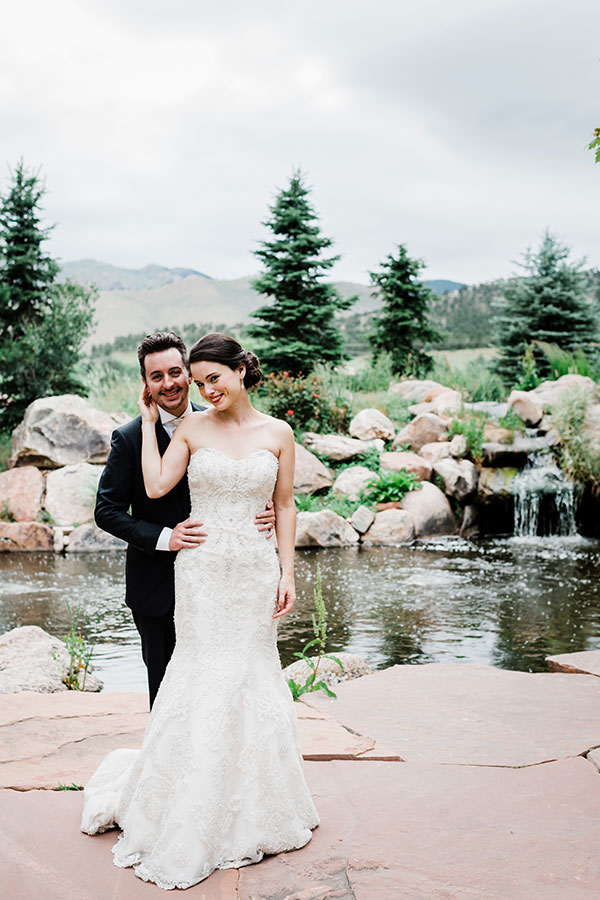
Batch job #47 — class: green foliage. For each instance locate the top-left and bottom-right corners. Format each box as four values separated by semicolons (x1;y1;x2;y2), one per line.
248;170;355;375
493;231;597;384
287;565;342;701
57;782;83;791
549;389;600;487
260;371;350;434
447;413;486;464
0;502;15;522
294;492;360;518
515;342;541;390
497;409;527;434
535;341;596;379
361;468;421;504
62;601;95;691
84;360;140;416
0;162;96;428
369;244;443;377
430;354;506;402
431;280;504;349
0;430;11;472
588;128;600;164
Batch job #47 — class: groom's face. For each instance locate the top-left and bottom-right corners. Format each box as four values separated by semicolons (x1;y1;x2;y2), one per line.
143;348;192;417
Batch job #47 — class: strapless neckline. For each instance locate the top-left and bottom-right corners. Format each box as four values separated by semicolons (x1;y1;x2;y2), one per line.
190;447;279;464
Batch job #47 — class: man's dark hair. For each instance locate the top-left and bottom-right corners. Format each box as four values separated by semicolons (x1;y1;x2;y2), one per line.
137;332;189;379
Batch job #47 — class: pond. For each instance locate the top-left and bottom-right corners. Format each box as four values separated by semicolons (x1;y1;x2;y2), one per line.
1;537;600;692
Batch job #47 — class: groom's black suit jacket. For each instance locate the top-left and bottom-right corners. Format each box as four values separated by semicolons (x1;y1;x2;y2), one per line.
95;403;205;617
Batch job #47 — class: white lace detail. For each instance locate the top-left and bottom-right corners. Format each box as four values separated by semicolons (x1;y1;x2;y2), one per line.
81;448;319;890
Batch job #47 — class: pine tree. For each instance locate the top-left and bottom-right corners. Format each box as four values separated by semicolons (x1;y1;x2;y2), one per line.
369;244;442;377
0;162;96;428
493;231;597;384
248;170;354;375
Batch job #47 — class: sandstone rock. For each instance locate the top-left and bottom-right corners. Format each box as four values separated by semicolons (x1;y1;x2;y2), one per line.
545;649;600;677
420;441;452;463
448;434;467;458
478;467;518;497
67;523;126;552
348;408;395;441
400;481;455;537
0;522;54;551
362;508;416;545
429;389;462;415
0;466;44;522
380;451;432;481
349;504;375;534
332;465;375;501
44;463;103;526
283;652;374;688
295;510;359;547
393;413;448;452
0;626;102;693
433;458;478;501
11;395;127;468
533;374;599;409
302;432;384;462
293;443;333;495
508;389;544;427
388;379;448;401
483;422;514;444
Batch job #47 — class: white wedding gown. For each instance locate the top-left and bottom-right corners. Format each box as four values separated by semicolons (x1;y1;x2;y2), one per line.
81;448;319;890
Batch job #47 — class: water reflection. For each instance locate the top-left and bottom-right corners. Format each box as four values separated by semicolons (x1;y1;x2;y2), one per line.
1;537;599;692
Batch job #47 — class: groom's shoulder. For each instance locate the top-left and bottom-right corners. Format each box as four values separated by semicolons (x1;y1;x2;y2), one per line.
111;414;143;445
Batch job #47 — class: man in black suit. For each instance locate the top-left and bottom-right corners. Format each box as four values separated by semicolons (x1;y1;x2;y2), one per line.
95;331;275;707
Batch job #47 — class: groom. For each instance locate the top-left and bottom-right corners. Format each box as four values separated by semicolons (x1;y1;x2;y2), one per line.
95;331;275;707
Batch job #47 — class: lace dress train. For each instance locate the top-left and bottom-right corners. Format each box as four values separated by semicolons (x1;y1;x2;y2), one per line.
81;448;319;890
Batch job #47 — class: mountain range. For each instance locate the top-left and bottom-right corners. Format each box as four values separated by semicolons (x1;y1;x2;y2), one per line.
59;259;466;347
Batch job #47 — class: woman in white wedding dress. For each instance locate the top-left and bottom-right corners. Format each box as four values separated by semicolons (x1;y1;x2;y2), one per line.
81;333;319;890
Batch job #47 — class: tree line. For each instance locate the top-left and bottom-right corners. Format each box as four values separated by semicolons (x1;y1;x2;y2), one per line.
1;162;598;432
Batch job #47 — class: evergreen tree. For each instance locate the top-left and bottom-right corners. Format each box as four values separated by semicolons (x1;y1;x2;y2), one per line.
369;244;442;377
493;231;597;384
0;161;96;428
248;170;354;375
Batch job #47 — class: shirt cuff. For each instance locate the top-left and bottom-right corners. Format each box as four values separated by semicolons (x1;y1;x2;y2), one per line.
156;527;173;551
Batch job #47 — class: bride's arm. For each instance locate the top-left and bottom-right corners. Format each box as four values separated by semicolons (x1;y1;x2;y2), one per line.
272;423;296;619
138;388;191;498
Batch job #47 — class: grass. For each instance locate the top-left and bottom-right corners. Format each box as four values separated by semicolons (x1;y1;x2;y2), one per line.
549;389;600;488
295;492;360;518
0;430;11;472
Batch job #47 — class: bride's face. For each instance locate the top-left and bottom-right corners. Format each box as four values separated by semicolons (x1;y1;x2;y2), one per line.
191;360;245;410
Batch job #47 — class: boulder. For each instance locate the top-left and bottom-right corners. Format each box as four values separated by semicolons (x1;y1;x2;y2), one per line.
507;390;544;427
533;374;599;409
388;379;448;402
483;423;514;444
393;413;448;452
380;451;432;481
420;441;452;463
67;523;126;552
482;435;551;467
429;389;462;415
0;466;44;522
302;433;384;462
283;652;374;689
0;522;55;551
448;434;467;458
478;467;519;497
295;510;359;547
400;481;455;537
0;625;102;693
433;458;479;502
362;508;416;545
294;443;333;495
349;408;395;442
44;463;104;527
332;465;376;501
11;394;127;468
349;504;376;535
464;401;509;419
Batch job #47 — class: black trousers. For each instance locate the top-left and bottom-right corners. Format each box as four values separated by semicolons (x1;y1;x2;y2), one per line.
132;607;176;708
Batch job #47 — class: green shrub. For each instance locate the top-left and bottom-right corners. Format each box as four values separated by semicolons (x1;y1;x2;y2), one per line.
497;409;526;434
515;343;541;391
0;431;11;473
430;355;506;402
361;468;421;504
549;389;600;487
294;492;359;518
260;371;350;434
447;413;486;464
535;341;597;380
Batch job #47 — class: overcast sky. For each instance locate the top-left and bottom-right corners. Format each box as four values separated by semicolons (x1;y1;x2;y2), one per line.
1;0;599;285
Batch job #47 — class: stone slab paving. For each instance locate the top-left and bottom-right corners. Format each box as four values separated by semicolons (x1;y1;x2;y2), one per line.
0;691;390;791
304;663;600;766
3;757;600;900
546;649;600;677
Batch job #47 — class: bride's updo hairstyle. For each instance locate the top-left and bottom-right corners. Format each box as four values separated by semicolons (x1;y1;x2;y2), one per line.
188;333;262;391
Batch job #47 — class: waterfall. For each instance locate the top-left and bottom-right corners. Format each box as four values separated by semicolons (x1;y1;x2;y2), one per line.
512;450;576;537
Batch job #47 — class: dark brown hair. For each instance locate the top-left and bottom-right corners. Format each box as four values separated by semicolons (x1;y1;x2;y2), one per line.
137;332;189;379
188;333;262;390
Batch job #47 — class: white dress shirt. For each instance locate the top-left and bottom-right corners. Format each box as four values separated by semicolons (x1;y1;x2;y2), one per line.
155;402;193;551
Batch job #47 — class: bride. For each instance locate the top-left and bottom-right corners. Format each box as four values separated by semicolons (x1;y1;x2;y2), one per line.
81;333;319;889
